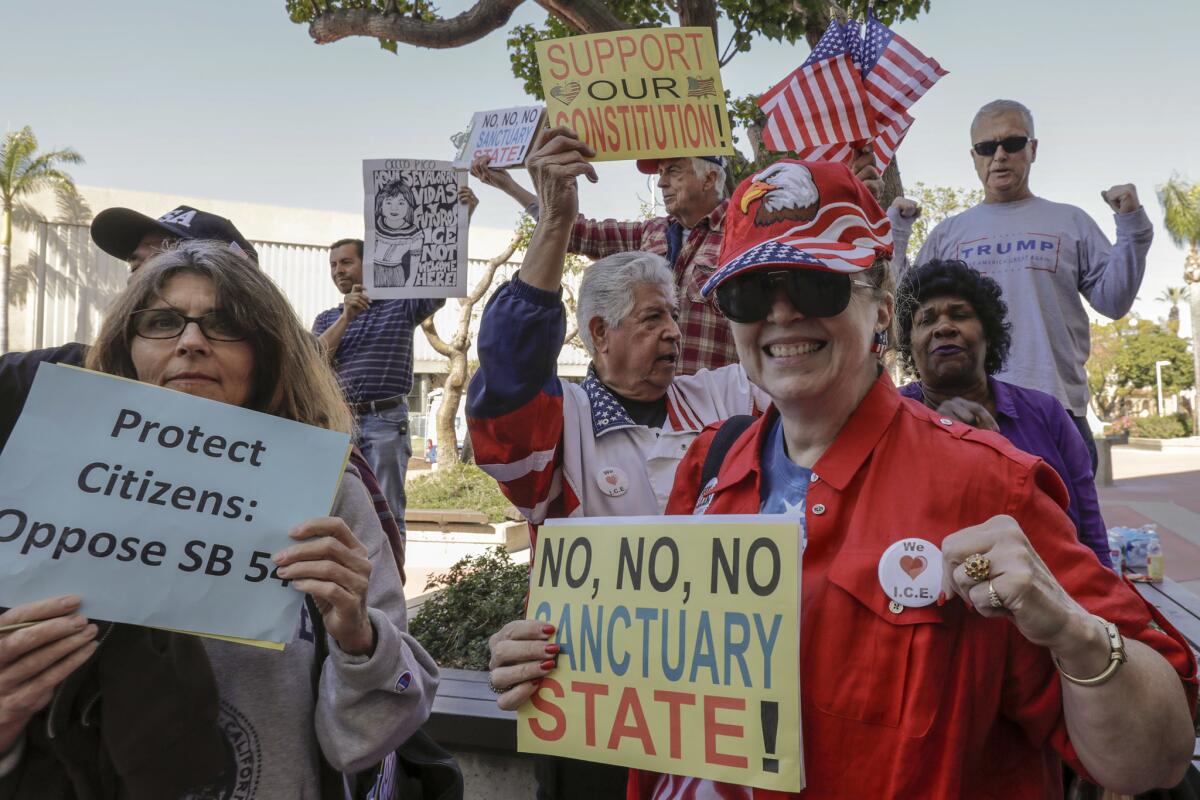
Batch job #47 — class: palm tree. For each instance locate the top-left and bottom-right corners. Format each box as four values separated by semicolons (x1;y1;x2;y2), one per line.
1158;286;1188;334
1157;176;1200;430
0;127;84;352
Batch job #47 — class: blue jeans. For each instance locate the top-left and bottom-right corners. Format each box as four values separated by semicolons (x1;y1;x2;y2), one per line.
355;404;412;532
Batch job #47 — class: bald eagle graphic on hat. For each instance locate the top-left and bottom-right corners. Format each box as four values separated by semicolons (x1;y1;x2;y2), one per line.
740;162;820;226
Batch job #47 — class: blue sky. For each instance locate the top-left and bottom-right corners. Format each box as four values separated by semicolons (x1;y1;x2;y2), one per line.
4;0;1198;321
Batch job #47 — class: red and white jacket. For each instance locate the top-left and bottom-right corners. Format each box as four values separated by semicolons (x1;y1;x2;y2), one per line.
466;277;764;527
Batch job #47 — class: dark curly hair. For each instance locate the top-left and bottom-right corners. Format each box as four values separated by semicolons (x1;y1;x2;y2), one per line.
894;259;1012;376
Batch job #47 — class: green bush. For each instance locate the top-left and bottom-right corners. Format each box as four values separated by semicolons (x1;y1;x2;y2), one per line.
406;463;513;522
409;547;529;670
1129;413;1192;439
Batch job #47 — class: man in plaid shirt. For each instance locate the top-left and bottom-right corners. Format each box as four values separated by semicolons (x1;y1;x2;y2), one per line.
473;152;735;375
472;143;884;375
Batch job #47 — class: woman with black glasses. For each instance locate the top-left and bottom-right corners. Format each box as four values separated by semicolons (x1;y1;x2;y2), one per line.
0;241;438;799
632;160;1196;799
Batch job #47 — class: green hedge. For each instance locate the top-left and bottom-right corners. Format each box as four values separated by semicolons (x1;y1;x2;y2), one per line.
1129;413;1193;439
409;547;529;670
406;463;513;522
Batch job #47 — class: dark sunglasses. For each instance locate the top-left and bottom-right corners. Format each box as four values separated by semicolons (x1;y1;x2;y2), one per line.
972;136;1030;157
130;308;248;342
713;269;875;324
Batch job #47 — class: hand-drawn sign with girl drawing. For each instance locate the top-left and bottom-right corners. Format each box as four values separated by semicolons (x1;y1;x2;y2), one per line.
362;158;468;299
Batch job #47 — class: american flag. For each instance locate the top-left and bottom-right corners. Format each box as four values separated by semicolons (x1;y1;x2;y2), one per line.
757;12;944;171
859;11;947;130
758;46;872;151
687;76;716;97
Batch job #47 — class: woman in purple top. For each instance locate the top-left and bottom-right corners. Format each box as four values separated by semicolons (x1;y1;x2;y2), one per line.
895;259;1112;566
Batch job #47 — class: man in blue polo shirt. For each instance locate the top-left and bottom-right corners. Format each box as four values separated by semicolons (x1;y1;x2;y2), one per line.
313;238;444;533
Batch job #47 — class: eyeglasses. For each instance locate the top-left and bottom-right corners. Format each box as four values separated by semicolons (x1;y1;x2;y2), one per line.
713;270;876;324
972;136;1030;157
130;308;247;342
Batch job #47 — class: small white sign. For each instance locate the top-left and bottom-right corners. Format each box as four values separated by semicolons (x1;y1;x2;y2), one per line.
362;158;469;299
452;105;544;169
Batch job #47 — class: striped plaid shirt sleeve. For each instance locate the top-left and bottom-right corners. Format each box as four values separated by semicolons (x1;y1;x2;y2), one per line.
466;278;573;524
568;214;652;259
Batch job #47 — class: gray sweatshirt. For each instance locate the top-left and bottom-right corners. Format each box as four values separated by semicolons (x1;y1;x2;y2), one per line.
184;466;439;799
890;197;1153;415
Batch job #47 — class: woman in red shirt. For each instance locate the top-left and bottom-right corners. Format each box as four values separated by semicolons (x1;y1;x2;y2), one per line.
633;161;1197;799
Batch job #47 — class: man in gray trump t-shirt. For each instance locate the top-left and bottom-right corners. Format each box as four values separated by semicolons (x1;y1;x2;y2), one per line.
889;99;1152;469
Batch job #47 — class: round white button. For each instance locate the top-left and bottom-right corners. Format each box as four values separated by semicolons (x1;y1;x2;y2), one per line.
939;418;953;426
809;472;819;483
812;503;826;515
888;601;904;614
878;538;944;608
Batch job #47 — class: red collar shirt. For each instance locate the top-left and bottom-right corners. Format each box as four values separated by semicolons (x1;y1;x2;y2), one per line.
630;373;1197;800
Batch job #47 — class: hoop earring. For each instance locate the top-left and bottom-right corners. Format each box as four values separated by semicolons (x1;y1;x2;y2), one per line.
870;329;889;354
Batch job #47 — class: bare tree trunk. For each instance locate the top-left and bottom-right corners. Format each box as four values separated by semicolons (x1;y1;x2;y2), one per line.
1186;251;1200;433
435;352;469;466
419;234;521;466
1;202;11;353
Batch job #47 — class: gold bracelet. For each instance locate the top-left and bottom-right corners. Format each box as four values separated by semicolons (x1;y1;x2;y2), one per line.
1055;616;1126;687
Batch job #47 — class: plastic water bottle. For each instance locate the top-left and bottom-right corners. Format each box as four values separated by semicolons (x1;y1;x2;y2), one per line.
1146;536;1164;583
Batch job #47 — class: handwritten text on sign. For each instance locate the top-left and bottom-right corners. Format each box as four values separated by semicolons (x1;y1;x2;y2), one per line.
0;365;350;645
518;516;803;792
535;28;735;162
452;106;543;169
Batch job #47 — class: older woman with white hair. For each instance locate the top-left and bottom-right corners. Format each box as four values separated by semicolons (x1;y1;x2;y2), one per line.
468;127;766;800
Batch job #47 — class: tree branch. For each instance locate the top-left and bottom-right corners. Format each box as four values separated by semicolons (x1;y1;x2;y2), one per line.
420;317;456;358
309;0;526;48
534;0;631;33
466;236;521;306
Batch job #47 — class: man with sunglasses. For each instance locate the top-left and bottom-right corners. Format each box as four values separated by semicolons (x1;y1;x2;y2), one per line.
888;99;1152;471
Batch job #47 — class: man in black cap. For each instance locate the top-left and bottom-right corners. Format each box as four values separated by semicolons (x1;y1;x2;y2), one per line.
90;204;257;271
0;204;256;451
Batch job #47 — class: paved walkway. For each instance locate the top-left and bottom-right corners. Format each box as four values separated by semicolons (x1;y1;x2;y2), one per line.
1100;445;1200;594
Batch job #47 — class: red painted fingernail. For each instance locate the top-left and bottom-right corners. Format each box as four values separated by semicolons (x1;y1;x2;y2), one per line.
544;644;560;655
542;624;556;635
936;592;946;607
540;659;556;671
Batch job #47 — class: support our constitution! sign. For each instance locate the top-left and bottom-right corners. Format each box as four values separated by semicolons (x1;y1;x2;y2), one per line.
518;515;803;792
0;364;351;646
535;27;736;162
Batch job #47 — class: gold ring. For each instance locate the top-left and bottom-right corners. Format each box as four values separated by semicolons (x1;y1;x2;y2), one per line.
987;580;1003;608
487;676;508;694
963;553;991;582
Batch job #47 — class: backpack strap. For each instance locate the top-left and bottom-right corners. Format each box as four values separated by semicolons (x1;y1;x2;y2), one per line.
698;415;756;500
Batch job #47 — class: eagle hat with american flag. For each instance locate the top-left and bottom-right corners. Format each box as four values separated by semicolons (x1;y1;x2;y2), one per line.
700;159;892;297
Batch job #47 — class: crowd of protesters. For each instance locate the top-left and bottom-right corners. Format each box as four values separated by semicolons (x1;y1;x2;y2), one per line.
0;96;1193;800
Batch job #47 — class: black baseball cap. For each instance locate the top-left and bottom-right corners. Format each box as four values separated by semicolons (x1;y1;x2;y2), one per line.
91;205;258;263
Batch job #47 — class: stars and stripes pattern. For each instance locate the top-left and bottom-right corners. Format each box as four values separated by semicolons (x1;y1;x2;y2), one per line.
759;51;872;152
860;12;947;131
757;11;945;172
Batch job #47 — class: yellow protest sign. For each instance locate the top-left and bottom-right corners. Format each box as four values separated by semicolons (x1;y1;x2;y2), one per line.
518;515;803;792
535;27;736;162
